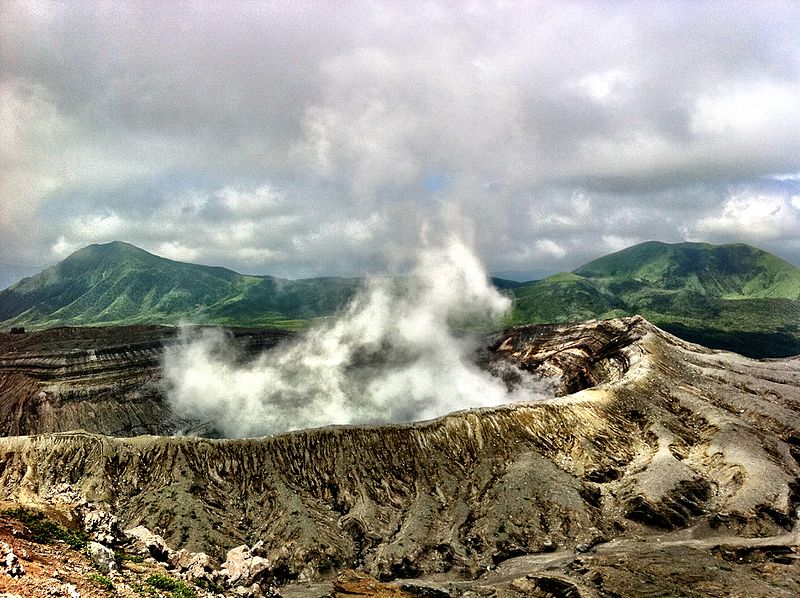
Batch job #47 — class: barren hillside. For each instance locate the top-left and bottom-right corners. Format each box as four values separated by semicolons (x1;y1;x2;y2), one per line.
0;317;799;595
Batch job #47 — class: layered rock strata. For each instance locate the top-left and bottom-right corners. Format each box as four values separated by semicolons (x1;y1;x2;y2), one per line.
0;326;289;436
0;316;797;593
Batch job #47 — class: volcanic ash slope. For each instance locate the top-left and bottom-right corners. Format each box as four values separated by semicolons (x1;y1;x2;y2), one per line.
0;316;798;586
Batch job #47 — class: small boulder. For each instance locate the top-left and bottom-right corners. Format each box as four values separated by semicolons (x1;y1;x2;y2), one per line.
220;543;273;589
169;548;215;579
83;508;123;546
509;577;536;593
222;545;249;585
124;525;172;562
87;542;117;574
63;583;81;598
1;540;24;578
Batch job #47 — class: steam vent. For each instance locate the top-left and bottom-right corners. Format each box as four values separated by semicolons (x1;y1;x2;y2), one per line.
2;316;800;596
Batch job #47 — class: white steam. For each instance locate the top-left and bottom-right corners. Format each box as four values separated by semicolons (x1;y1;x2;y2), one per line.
162;237;549;438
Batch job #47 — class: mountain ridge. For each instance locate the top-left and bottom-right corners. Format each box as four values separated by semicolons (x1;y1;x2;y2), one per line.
573;240;800;297
0;241;360;330
2;317;800;595
512;241;800;357
2;240;799;357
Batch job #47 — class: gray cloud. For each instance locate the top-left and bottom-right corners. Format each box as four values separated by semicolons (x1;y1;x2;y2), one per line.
1;0;800;276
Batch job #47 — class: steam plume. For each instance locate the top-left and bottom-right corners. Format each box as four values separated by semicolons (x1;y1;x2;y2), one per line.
162;236;549;438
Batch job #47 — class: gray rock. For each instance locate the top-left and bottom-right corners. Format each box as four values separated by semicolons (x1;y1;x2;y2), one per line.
82;508;123;546
399;581;452;597
42;483;123;546
87;542;116;574
124;525;173;562
44;483;86;508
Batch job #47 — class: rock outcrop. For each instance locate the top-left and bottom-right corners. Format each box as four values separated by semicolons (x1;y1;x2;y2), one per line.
1;540;24;578
0;316;798;595
0;326;289;436
87;541;116;574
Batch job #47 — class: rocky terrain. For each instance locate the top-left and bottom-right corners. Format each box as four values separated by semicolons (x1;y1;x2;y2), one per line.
0;506;205;598
0;316;799;596
0;326;290;437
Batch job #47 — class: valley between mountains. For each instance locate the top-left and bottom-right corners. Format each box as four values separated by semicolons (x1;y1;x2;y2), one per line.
1;316;800;596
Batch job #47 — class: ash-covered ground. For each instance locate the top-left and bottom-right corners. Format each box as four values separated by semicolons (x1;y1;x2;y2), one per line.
1;317;800;596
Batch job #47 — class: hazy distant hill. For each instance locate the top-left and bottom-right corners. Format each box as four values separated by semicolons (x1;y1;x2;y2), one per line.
510;241;800;357
0;242;359;330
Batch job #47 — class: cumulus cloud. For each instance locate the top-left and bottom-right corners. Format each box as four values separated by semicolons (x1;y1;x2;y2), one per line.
571;69;634;103
1;1;800;274
687;191;800;243
155;241;200;263
534;239;567;260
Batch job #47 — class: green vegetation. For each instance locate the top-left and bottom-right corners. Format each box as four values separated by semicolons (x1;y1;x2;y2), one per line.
115;548;145;565
193;577;224;594
2;507;88;548
0;241;359;330
87;573;115;591
509;242;800;357
146;574;198;598
1;240;798;357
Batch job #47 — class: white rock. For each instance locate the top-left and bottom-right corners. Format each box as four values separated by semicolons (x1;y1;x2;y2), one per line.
124;525;173;561
220;544;272;589
82;509;122;545
63;583;81;598
87;542;117;574
222;545;250;586
1;541;24;578
169;548;215;578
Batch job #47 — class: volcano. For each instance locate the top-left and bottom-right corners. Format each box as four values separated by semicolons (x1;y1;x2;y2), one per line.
0;317;799;596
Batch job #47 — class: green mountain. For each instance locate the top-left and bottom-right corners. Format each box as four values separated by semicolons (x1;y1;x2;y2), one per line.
2;240;798;357
510;241;800;357
0;242;359;330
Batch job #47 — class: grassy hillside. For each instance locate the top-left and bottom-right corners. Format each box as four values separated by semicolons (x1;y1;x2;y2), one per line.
574;241;800;298
0;242;359;330
2;240;798;358
510;242;800;357
510;272;626;323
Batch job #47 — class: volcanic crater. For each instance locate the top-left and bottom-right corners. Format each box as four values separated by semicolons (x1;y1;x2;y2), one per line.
1;316;800;596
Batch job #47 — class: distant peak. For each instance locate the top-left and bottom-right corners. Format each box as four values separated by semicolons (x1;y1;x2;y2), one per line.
88;240;143;251
71;241;150;256
61;241;159;267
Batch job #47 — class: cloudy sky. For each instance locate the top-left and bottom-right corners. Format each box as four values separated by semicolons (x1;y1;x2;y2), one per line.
1;1;799;280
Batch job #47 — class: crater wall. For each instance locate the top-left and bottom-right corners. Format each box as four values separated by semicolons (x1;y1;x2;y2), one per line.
0;317;799;585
